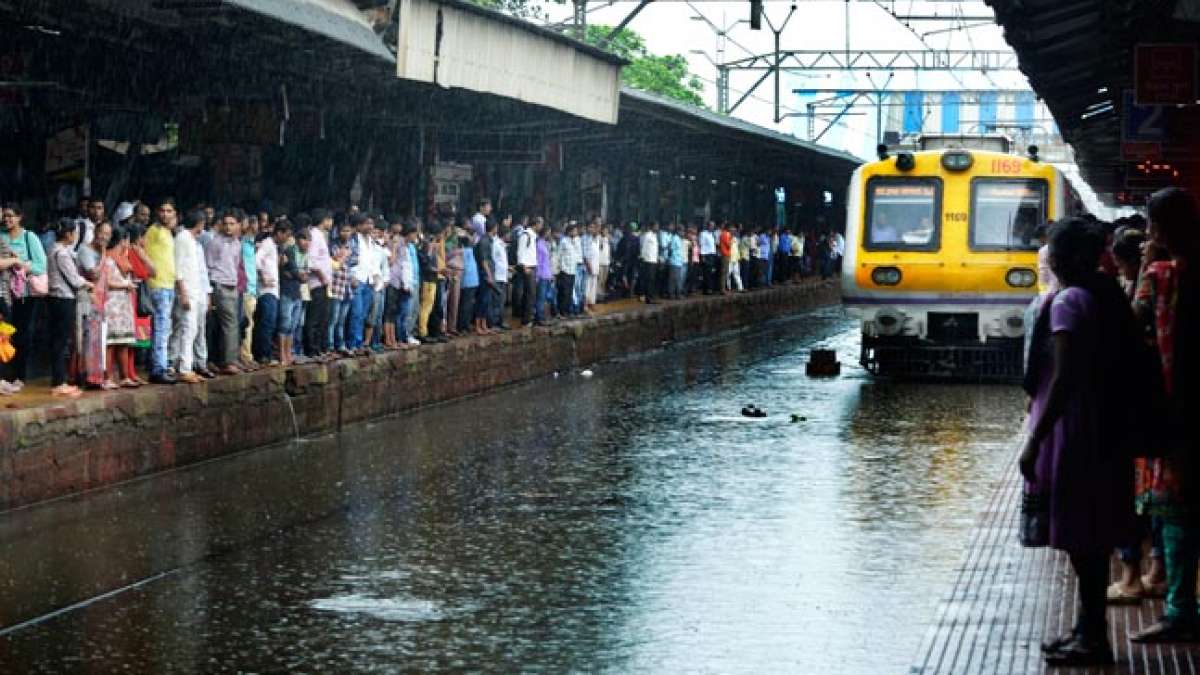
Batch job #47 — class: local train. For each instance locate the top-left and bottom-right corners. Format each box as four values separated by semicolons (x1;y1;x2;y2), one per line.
841;136;1080;380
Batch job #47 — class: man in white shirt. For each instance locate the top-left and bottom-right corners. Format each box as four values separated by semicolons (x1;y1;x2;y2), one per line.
514;216;538;326
170;209;208;383
345;213;376;351
583;218;602;312
252;222;285;364
366;221;390;349
832;231;846;272
491;215;511;329
699;221;717;294
470;199;491;243
639;221;659;304
303;211;334;358
73;198;103;255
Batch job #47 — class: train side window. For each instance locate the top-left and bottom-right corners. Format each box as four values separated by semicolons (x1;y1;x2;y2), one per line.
969;178;1047;251
864;177;942;251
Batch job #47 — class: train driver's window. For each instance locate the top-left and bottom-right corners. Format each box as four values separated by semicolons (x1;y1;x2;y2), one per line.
865;179;940;250
970;179;1046;251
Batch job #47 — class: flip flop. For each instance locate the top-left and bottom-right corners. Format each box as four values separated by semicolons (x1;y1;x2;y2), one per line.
1107;582;1145;604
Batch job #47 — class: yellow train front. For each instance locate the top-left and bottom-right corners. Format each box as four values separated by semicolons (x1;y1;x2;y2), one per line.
841;145;1072;380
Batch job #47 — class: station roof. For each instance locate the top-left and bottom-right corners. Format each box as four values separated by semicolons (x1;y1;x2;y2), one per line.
986;0;1200;204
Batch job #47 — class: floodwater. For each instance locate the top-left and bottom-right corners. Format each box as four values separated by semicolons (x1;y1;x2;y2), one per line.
0;307;1026;674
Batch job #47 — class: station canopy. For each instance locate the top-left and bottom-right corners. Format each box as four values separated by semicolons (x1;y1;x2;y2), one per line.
987;0;1200;204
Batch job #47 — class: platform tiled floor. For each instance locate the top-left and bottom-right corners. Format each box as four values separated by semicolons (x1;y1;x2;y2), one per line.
911;454;1200;674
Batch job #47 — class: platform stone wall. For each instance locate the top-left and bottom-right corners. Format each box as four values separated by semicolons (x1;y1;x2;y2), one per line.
0;281;839;510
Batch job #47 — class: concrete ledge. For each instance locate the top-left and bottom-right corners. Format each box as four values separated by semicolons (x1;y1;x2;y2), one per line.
0;280;840;511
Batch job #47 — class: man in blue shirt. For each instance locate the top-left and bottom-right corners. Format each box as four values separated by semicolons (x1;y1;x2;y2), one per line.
667;225;685;299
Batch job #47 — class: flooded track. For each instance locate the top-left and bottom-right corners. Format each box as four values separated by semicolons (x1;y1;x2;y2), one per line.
0;307;1027;674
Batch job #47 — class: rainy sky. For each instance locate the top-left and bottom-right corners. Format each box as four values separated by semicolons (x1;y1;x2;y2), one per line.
540;1;1033;156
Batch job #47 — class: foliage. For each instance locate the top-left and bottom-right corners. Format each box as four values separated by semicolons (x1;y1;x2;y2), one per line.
583;25;706;109
469;0;560;21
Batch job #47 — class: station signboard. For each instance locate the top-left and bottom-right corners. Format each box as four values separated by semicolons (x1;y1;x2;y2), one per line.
1121;90;1167;142
1135;44;1197;105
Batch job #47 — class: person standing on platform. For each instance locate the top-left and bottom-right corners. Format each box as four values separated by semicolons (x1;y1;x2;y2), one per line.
535;223;554;326
1020;218;1141;665
718;222;733;294
1;203;46;388
205;210;244;374
303;210;333;360
700;221;717;294
639;221;659;304
1130;188;1200;645
46;219;92;398
513;216;538;325
144;199;178;384
171;209;207;384
252;221;284;365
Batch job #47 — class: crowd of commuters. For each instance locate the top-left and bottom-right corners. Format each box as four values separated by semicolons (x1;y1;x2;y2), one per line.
0;197;842;398
1020;187;1197;667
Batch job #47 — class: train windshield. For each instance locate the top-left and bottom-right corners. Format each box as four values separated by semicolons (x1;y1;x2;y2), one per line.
970;179;1046;251
865;178;940;250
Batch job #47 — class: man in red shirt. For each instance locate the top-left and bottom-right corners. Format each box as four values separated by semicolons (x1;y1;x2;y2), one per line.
718;223;734;295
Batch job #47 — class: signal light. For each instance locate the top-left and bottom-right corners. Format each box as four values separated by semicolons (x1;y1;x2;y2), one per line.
941;151;973;172
749;0;762;29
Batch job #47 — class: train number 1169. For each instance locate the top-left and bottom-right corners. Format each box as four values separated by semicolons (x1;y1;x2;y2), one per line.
990;158;1024;174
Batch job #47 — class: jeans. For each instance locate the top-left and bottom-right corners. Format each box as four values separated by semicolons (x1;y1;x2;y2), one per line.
328;297;350;350
1163;517;1200;623
702;254;717;292
556;273;574;315
669;265;685;298
457;286;476;333
149;287;175;376
46;297;75;386
491;281;507;326
252;294;278;362
1119;516;1164;565
347;283;373;349
369;288;385;346
394;292;414;342
303;286;329;357
9;296;42;381
293;302;307;355
535;278;553;322
639;261;656;301
278;295;302;337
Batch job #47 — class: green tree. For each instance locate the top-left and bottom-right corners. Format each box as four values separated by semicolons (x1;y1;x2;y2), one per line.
470;0;559;20
583;25;707;108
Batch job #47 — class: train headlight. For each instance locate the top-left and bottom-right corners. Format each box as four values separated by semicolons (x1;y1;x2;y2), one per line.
895;153;916;172
941;151;974;172
871;266;902;286
874;308;905;336
1000;310;1026;338
1005;268;1037;288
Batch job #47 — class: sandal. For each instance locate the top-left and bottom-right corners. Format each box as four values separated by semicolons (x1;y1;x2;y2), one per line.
120;378;139;388
0;381;15;396
1131;617;1200;643
1106;581;1145;604
1040;631;1076;654
101;380;120;391
1043;636;1114;667
51;385;82;399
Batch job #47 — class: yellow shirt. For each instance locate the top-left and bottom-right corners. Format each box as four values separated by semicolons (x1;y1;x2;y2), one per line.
145;224;176;290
